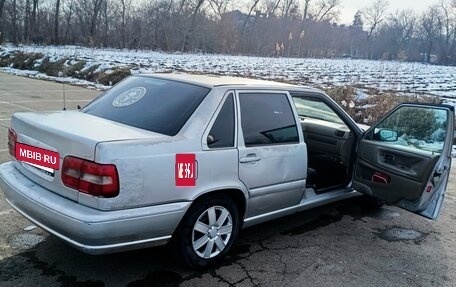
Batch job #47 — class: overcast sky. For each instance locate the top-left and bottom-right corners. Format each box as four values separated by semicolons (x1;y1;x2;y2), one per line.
340;0;434;24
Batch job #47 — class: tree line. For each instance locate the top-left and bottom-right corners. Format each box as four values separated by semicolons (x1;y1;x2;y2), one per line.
1;0;456;65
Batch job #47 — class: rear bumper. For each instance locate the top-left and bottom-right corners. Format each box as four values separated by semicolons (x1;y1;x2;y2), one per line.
0;162;190;254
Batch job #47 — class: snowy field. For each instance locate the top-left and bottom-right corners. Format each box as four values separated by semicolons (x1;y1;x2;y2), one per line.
2;45;456;97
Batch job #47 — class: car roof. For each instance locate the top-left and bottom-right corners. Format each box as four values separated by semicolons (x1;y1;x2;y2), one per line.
137;73;306;89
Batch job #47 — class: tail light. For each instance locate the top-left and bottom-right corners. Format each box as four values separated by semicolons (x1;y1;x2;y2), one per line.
8;128;17;157
62;156;119;197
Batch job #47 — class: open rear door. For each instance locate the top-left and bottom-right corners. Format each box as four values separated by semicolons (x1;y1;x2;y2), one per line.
353;103;454;220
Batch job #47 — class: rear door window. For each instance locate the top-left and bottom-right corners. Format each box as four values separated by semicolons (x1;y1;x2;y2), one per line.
81;76;210;136
208;94;235;148
239;93;299;146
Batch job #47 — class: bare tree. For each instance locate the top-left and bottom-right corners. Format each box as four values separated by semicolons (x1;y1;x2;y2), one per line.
31;0;39;41
177;0;188;16
181;0;206;52
363;0;389;40
262;0;281;17
208;0;231;19
311;0;341;22
0;0;4;20
280;0;295;19
119;0;133;48
54;0;61;44
240;0;261;35
420;7;441;62
12;0;18;43
2;0;456;64
299;0;311;55
24;0;31;42
89;0;105;46
363;0;389;58
63;0;75;43
350;11;366;58
0;0;6;42
435;0;456;63
101;0;109;47
303;0;310;20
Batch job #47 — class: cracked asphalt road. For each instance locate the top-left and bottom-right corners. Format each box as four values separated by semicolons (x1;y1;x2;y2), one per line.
1;73;456;287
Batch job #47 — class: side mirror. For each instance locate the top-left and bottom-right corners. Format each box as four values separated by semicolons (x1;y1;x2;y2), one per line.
378;129;398;142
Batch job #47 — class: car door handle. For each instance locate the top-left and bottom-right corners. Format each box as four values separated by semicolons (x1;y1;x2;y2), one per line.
240;154;261;163
384;153;395;164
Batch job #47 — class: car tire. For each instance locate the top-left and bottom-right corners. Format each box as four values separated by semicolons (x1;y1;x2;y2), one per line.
173;194;240;268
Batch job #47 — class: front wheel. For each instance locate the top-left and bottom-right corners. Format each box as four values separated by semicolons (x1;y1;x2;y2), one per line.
174;195;240;268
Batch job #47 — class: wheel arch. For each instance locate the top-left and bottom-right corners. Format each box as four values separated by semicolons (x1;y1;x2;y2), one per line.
191;188;247;220
173;188;248;235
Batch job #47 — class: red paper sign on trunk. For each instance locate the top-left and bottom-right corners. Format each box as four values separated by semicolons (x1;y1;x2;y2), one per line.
16;142;60;170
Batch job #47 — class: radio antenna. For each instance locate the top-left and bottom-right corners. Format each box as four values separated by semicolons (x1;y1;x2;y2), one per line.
58;72;66;110
63;81;66;110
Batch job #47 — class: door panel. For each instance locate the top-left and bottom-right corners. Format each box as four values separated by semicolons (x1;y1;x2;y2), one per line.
238;146;306;217
236;91;307;217
353;104;454;220
357;140;439;182
354;140;439;202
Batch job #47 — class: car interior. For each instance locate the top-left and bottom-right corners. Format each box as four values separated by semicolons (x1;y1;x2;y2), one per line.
291;95;357;192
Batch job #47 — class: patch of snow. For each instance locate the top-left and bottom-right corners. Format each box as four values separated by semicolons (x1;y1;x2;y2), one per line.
33;58;43;68
2;45;456;97
355;89;369;100
360;104;376;109
0;67;110;90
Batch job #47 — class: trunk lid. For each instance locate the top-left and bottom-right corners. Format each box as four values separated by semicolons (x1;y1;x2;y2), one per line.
10;111;159;201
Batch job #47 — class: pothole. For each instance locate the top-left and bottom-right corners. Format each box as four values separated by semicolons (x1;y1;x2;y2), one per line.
377;227;424;242
8;233;45;249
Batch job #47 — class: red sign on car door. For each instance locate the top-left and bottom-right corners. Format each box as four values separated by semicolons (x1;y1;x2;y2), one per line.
175;154;196;187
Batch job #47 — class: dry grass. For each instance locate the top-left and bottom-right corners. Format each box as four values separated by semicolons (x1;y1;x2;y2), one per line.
96;68;131;85
325;86;441;125
75;64;101;81
38;57;68;77
66;60;87;77
0;51;43;70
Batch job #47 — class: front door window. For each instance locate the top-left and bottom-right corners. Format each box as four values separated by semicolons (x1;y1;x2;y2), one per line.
371;106;449;154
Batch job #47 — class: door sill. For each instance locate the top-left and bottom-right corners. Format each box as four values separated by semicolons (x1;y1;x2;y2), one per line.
242;188;359;229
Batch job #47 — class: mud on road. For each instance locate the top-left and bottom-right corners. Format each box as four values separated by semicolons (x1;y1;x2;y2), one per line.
1;73;456;287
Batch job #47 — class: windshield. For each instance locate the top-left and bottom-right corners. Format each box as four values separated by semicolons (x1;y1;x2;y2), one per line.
292;97;344;124
81;76;211;136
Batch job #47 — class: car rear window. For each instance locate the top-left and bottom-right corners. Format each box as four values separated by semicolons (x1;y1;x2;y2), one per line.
81;76;211;136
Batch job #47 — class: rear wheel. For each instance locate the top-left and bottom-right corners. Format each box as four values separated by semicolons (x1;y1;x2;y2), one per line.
174;195;240;268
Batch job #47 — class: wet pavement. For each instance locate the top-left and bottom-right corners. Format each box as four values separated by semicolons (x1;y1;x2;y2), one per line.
2;196;456;287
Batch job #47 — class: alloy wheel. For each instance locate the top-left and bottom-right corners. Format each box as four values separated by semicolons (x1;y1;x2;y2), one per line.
192;206;233;259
